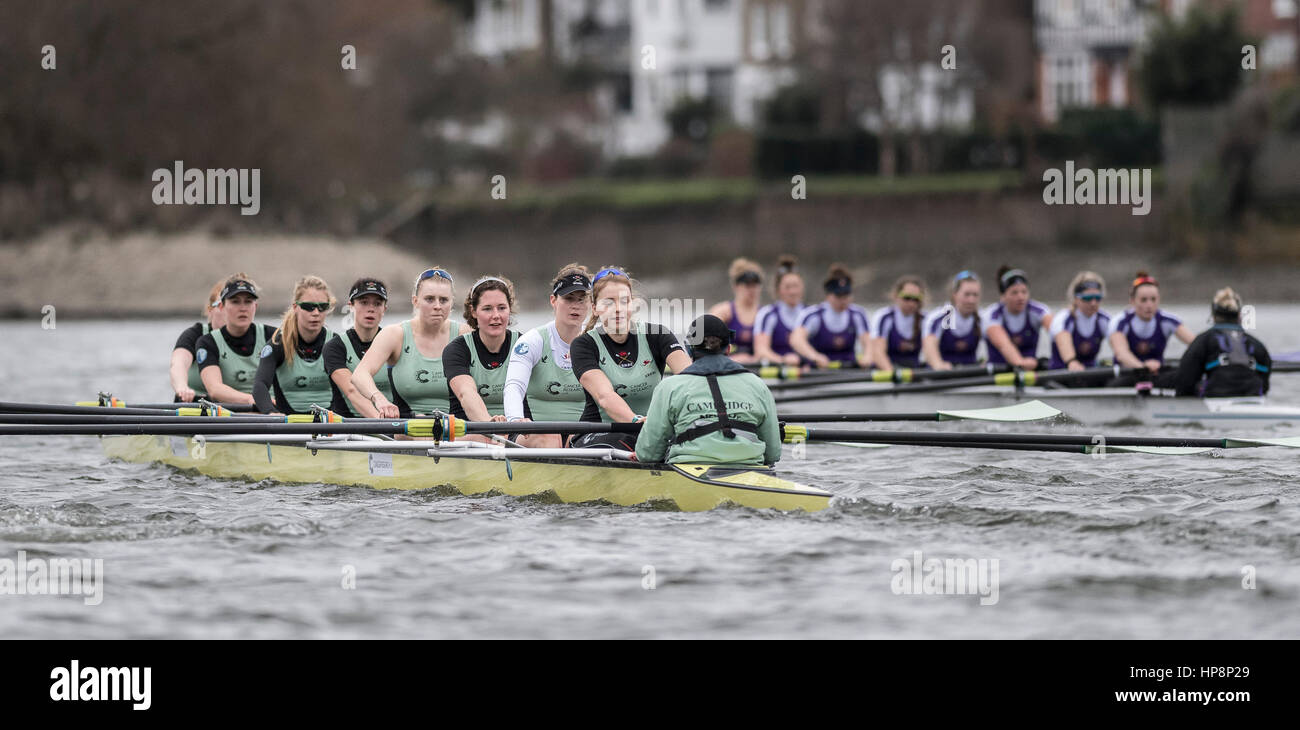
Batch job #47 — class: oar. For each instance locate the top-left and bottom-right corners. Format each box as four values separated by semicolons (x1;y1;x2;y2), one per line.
779;425;1300;451
777;400;1061;423
767;363;1012;391
0;418;641;439
774;365;1129;404
1;400;1062;427
0;401;247;417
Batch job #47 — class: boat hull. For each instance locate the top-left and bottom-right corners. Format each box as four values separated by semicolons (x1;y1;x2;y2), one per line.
101;435;832;512
776;385;1298;427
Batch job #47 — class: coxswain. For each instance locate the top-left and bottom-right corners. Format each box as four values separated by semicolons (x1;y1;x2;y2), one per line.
635;314;781;466
921;270;982;370
868;275;927;370
194;274;278;406
983;266;1053;369
570;267;692;449
707;257;763;364
1047;271;1112;385
169;278;227;402
1173;288;1271;397
1107;271;1194;384
353;267;469;418
252;275;335;414
504;264;593;448
788;263;871;368
443;275;527;444
322;277;391;418
753;254;807;366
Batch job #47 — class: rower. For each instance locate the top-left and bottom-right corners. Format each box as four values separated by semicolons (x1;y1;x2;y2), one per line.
868;275;927;370
983;266;1052;370
194;274;278;406
353;267;469;418
252;276;335;414
504;264;592;448
570;266;692;449
1107;271;1194;386
707;258;763;364
1048;271;1112;385
635;315;781;466
444;275;527;444
169;278;227;402
788;263;871;369
322;277;391;418
1173;288;1271;397
922;270;982;370
753;254;807;366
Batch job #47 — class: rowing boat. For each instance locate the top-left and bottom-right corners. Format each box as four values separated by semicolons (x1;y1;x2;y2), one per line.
100;434;833;512
776;384;1297;427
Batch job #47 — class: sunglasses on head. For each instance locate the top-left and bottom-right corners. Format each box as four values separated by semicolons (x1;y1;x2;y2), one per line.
417;268;453;284
296;301;331;312
593;267;627;284
953;270;979;285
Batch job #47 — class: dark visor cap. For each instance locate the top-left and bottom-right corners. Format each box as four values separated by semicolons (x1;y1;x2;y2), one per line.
824;278;852;296
553;273;593;297
687;314;734;347
220;280;258;301
349;279;389;302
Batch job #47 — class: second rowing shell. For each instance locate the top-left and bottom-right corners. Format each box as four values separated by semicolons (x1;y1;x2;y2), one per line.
776;384;1299;427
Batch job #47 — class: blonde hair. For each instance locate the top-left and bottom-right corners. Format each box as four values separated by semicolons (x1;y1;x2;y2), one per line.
203;278;226;318
274;275;335;365
462;275;516;329
728;257;762;283
585;267;637;332
1066;271;1106;308
1212;287;1241;314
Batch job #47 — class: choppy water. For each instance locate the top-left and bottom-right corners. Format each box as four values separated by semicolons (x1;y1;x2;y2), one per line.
1;310;1298;638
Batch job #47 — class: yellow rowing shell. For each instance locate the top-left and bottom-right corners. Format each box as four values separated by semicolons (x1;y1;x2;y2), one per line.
101;435;833;512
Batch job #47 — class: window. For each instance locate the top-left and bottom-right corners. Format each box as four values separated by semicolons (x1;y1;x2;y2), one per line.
749;1;770;59
706;68;735;117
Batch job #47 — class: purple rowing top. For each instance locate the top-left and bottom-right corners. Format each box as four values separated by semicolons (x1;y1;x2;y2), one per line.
1048;308;1112;368
870;306;925;367
1109;309;1182;361
755;302;807;357
982;300;1050;364
923;304;981;365
726;300;755;355
798;302;871;364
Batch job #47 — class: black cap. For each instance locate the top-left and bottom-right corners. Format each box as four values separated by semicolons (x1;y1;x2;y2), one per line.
687;314;734;349
220;279;258;301
553;273;592;297
349;279;389;302
824;277;852;296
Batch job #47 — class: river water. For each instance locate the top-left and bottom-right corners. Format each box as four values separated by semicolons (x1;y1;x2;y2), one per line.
1;307;1297;638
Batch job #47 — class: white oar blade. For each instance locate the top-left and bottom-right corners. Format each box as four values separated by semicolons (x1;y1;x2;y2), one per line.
1087;445;1216;455
936;400;1061;423
1224;436;1300;449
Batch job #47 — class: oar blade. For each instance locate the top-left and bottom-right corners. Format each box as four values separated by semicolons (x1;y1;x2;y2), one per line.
1224;436;1300;449
936;400;1062;423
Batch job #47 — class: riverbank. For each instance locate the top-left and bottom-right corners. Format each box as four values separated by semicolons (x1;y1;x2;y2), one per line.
3;223;1298;320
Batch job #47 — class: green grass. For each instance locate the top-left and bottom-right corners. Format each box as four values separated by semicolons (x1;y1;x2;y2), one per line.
432;170;1024;213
